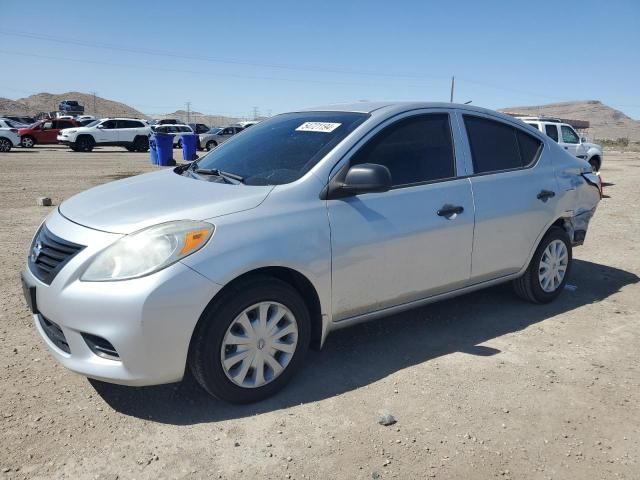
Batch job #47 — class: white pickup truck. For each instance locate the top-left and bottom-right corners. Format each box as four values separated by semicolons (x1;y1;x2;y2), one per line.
520;117;603;172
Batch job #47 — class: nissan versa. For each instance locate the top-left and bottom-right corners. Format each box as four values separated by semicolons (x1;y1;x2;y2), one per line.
21;102;601;403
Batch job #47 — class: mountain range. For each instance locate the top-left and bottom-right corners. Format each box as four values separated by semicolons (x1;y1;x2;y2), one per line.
1;93;638;141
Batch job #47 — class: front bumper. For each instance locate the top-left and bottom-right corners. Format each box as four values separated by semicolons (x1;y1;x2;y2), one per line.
22;210;222;386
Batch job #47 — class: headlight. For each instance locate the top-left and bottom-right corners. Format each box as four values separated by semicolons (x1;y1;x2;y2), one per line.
65;130;77;134
81;220;214;281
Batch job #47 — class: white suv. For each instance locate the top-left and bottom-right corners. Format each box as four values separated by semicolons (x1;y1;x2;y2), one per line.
0;126;20;152
58;118;151;152
521;118;603;172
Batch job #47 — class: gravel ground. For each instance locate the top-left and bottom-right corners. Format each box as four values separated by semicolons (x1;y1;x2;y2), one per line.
1;146;639;480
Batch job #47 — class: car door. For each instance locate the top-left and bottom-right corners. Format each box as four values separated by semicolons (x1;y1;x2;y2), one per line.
459;112;558;282
559;124;584;158
328;111;475;321
40;120;57;143
95;120;118;142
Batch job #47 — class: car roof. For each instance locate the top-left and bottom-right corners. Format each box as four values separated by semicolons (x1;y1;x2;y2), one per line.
298;101;520;122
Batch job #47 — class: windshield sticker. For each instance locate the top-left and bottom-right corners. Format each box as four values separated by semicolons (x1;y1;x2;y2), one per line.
296;122;342;133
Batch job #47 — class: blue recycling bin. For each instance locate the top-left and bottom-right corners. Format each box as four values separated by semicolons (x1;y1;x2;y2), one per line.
181;133;198;161
154;133;175;167
148;136;158;165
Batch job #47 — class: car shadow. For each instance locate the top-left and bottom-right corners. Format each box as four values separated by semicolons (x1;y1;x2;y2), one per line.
91;259;638;425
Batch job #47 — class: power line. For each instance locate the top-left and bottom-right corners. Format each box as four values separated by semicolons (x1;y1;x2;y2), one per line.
0;29;448;82
0;49;445;91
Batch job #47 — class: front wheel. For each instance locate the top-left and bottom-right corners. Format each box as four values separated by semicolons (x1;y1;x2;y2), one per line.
513;227;572;303
206;140;217;151
189;276;310;403
76;136;94;152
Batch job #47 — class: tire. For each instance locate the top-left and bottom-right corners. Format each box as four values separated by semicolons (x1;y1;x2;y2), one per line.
125;146;136;152
0;137;12;152
189;276;311;404
176;139;182;149
206;140;217;151
21;136;35;148
76;136;94;152
589;157;601;172
513;227;572;304
133;136;149;152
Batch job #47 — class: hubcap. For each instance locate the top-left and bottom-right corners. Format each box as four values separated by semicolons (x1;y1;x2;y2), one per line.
538;239;568;293
0;139;10;152
221;301;298;389
23;137;34;147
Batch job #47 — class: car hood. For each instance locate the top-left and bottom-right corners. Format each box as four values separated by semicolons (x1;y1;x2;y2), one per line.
59;168;274;234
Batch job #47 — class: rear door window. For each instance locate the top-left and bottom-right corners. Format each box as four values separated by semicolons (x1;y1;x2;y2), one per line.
350;113;456;187
464;115;542;174
545;124;559;142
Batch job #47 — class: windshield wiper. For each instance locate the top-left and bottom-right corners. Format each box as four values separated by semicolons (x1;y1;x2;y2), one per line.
193;168;245;184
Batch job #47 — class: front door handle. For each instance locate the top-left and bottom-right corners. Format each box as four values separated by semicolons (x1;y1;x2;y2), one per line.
537;190;556;202
437;204;464;218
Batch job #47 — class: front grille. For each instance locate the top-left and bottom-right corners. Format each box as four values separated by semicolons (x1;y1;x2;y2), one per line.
39;315;71;353
28;225;85;285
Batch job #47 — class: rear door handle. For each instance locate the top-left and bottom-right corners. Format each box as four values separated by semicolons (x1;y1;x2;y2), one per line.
537;190;556;201
437;204;464;218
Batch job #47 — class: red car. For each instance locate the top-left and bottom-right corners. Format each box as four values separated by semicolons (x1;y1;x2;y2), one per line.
19;118;79;148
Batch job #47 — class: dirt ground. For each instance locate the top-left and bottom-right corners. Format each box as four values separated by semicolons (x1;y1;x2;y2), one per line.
1;146;638;480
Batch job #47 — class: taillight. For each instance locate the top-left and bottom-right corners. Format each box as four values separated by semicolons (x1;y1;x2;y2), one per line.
10;129;18;133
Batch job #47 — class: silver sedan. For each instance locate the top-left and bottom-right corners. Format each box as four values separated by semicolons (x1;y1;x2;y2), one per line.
21;102;601;403
199;126;243;151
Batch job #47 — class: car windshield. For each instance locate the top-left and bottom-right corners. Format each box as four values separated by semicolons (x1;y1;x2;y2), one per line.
84;120;100;128
207;127;222;134
195;112;367;185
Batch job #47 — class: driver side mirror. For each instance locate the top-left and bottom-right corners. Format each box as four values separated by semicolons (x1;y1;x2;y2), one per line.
323;163;392;199
581;136;587;143
97;124;104;129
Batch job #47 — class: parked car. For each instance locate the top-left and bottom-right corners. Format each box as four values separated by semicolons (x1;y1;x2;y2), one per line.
236;120;261;128
199;125;243;151
0;118;28;129
521;117;603;172
19;118;79;148
21;102;601;403
189;123;210;135
0;127;20;152
151;124;195;148
58;100;84;115
3;115;36;125
57;118;151;152
157;119;179;125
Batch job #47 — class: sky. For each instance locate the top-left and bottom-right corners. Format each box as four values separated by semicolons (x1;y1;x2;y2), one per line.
1;0;639;119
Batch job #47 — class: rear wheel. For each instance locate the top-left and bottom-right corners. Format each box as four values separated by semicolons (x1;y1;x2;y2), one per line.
189;276;310;403
0;138;12;152
133;136;149;152
21;136;35;148
206;140;217;151
513;227;572;303
589;156;601;172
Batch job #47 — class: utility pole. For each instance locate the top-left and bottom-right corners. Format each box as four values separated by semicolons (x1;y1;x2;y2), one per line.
252;106;259;120
449;76;455;103
90;91;97;116
186;102;191;123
